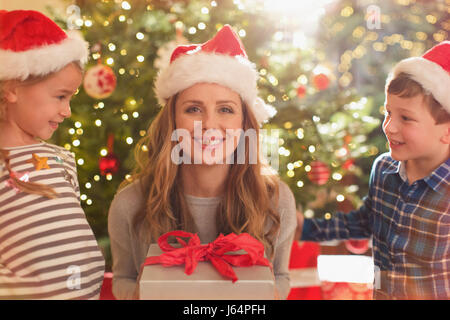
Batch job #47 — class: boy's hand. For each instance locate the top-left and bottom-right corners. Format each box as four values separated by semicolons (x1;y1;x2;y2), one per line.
294;209;305;241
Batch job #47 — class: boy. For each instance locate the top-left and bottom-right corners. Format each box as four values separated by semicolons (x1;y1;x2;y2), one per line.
298;41;450;300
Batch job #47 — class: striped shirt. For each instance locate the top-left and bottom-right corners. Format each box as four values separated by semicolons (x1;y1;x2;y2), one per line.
0;142;105;299
302;153;450;299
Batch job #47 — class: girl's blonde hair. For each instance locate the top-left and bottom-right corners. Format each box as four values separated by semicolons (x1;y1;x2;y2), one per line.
0;61;83;199
120;94;281;257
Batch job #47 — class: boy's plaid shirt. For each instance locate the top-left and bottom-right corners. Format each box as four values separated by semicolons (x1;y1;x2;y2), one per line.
302;153;450;299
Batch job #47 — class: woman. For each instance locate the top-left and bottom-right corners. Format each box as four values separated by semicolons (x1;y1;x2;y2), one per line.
108;25;297;300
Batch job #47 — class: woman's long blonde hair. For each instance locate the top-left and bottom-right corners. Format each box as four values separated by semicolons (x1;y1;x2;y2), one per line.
121;93;281;256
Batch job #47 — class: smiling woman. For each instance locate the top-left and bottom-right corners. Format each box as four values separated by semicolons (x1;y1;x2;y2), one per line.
108;25;297;300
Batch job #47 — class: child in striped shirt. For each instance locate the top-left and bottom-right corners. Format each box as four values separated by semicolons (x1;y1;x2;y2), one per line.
0;10;105;299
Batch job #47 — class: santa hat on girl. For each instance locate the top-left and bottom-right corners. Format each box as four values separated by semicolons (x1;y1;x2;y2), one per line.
0;10;89;81
154;25;276;124
390;40;450;113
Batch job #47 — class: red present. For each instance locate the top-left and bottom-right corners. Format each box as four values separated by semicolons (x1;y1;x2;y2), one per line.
100;272;116;300
288;241;322;300
289;241;319;268
139;231;275;300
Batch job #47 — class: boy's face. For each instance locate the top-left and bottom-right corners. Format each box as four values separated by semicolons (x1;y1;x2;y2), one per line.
383;93;450;165
4;63;82;144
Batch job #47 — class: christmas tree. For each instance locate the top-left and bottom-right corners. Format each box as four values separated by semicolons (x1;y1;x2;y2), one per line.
316;0;449;168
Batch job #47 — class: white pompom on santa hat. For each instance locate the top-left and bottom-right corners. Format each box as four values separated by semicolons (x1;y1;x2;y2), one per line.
390;40;450;114
154;24;276;125
0;10;89;81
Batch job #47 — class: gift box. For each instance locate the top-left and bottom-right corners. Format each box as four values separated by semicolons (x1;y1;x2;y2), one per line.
139;231;275;300
287;241;321;300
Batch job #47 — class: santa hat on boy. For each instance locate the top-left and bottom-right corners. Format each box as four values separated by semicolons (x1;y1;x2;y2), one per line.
0;10;89;81
391;40;450;113
154;25;276;124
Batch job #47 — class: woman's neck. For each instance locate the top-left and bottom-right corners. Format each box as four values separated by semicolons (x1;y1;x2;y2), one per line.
180;164;230;197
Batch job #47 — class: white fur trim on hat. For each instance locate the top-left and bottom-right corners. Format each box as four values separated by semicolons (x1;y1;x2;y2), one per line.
391;57;450;113
154;52;276;123
0;31;89;81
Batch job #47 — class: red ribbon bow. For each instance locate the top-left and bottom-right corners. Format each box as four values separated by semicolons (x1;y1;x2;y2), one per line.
142;231;271;283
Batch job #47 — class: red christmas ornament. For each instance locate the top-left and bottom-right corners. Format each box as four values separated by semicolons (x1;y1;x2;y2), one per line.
343;134;352;145
343;159;355;170
99;134;120;175
296;85;306;98
83;63;117;99
313;73;330;91
344;239;370;255
99;154;120;175
307;160;330;185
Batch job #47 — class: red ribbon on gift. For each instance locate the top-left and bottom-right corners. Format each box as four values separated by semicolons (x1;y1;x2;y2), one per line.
142;231;271;283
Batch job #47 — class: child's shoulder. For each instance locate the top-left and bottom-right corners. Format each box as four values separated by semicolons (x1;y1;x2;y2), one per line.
43;142;76;159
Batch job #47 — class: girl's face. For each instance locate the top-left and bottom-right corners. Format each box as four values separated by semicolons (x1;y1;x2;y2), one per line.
3;63;82;145
174;83;244;165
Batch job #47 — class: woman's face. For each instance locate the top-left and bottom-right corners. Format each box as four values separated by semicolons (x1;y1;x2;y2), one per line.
174;82;244;165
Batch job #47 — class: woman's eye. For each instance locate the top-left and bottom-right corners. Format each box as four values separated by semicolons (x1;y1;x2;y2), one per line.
57;95;66;100
186;106;201;113
220;106;234;113
401;115;412;121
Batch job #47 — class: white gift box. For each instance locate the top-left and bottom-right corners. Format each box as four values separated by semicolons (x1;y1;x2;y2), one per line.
139;244;275;300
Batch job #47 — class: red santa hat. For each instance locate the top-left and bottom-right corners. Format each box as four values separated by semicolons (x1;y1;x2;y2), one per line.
0;10;89;81
390;40;450;113
154;24;276;124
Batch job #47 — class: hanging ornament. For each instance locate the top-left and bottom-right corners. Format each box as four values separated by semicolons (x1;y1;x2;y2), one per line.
342;159;355;170
345;239;370;255
99;134;120;176
344;134;352;145
296;85;306;98
307;160;330;185
83;58;117;99
313;73;330;91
